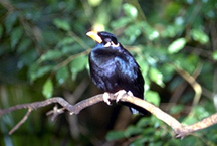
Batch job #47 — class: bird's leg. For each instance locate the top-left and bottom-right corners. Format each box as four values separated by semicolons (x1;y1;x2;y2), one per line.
103;92;112;105
115;90;127;103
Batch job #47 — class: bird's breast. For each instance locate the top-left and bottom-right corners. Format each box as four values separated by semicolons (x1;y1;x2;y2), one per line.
89;49;121;91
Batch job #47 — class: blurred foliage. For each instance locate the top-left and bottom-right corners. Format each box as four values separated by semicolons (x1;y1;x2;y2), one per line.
0;0;217;145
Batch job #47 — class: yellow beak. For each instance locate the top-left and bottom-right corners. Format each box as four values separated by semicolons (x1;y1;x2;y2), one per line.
86;30;102;43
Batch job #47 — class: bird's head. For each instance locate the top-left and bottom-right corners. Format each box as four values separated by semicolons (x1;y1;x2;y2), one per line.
86;30;120;48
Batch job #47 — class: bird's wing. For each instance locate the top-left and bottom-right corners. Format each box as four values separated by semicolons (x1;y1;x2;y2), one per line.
114;54;140;82
114;54;144;98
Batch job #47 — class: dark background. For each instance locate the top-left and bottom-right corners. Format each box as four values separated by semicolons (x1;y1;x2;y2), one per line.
0;0;217;145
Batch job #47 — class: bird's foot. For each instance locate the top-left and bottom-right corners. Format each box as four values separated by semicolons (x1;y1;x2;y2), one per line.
115;90;134;103
127;91;134;96
103;92;112;105
115;90;127;103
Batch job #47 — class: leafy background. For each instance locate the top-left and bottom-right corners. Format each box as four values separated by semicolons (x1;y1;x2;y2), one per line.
0;0;217;145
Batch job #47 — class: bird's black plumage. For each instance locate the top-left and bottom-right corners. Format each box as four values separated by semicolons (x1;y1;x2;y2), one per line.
87;31;145;114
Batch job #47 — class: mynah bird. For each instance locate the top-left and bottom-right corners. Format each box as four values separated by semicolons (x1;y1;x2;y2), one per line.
86;30;145;114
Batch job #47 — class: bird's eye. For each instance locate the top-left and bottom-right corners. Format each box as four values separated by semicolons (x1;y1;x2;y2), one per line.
104;38;112;42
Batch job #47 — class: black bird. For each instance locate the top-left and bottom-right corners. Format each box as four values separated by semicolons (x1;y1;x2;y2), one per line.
86;30;145;114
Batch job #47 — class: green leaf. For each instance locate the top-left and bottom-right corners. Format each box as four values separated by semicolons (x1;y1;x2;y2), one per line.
57;37;74;48
29;64;54;82
193;106;210;119
53;19;71;31
168;37;186;54
150;116;162;128
17;38;31;54
11;26;23;48
183;116;198;125
149;142;163;146
136;117;150;128
160;63;175;82
123;3;138;18
191;29;209;44
164;2;181;18
61;45;75;54
130;137;148;146
0;24;3;38
161;25;184;38
87;0;102;7
124;126;142;137
137;55;149;78
170;105;184;114
5;12;18;33
42;78;53;99
105;130;125;141
124;23;142;43
149;67;164;87
145;91;160;106
70;55;87;80
55;66;69;85
18;49;37;68
70;55;87;72
39;50;63;62
212;51;217;60
141;22;159;40
111;17;131;29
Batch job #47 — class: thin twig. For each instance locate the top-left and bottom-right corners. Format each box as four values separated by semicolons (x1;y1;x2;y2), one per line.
9;108;32;135
172;63;202;107
68;31;90;49
53;49;90;71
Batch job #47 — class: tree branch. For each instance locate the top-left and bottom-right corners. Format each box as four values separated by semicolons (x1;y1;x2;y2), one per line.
0;93;216;138
9;108;32;135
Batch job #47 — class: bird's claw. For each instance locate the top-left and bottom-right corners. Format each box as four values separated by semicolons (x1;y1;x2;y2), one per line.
127;91;133;96
115;90;134;103
103;92;111;105
103;90;134;105
115;90;127;103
